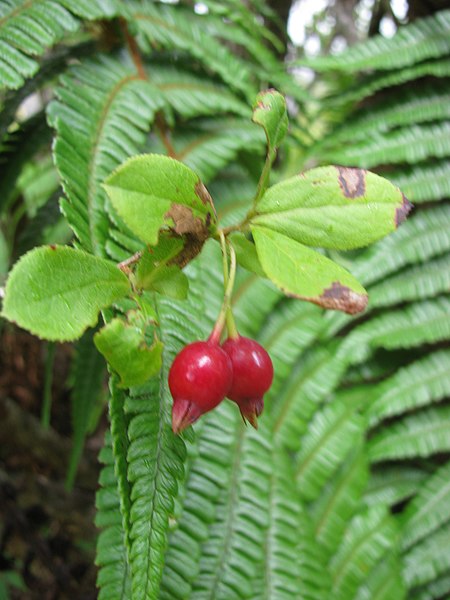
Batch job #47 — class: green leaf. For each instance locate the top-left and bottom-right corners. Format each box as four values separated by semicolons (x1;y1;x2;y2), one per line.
252;89;288;156
94;318;163;387
104;154;216;247
229;232;266;277
251;166;412;250
135;239;189;299
149;267;189;300
2;245;130;341
252;226;368;314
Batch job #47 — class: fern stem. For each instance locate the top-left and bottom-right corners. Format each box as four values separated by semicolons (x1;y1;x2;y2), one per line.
120;17;146;80
120;16;177;158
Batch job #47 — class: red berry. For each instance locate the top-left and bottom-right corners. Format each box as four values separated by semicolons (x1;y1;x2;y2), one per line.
222;335;273;428
169;340;233;434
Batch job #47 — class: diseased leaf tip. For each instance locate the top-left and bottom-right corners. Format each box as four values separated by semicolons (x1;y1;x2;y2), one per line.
319;281;368;315
395;194;413;226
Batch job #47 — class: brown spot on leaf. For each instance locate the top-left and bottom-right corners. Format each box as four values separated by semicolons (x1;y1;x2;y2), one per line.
319;281;368;315
168;234;208;269
165;204;206;237
49;244;57;250
337;167;366;199
165;204;211;269
395;193;413;226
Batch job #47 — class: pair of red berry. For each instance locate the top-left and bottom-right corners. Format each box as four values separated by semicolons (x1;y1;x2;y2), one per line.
169;335;273;433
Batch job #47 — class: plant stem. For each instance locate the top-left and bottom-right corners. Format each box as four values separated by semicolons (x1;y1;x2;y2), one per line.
219;230;229;286
209;239;237;344
253;148;274;206
41;341;56;429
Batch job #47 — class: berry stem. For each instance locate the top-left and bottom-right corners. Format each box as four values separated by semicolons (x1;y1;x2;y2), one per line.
209;237;237;344
219;230;229;287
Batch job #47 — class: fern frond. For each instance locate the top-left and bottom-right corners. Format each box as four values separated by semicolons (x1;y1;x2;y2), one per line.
202;0;283;55
108;378;132;556
0;0;120;90
295;502;334;600
352;206;450;287
48;55;164;255
355;554;406;600
329;505;400;600
402;522;450;590
309;447;369;556
369;254;450;308
389;161;450;203
364;466;428;508
320;122;450;168
131;1;257;100
321;84;450;146
345;298;450;366
294;393;365;502
272;344;349;451
304;10;450;72
95;431;132;600
124;286;204;599
231;273;281;339
325;57;450;109
401;460;450;551
171;119;265;183
149;66;249;119
369;406;450;462
261;449;332;599
0;111;51;211
410;574;450;600
66;328;106;489
366;350;450;427
191;421;272;599
260;301;324;405
16;190;62;254
160;403;239;599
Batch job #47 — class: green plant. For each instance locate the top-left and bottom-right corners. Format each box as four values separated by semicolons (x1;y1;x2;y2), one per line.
1;2;449;599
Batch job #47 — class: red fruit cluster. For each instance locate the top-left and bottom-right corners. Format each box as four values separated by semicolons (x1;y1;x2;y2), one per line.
169;335;273;434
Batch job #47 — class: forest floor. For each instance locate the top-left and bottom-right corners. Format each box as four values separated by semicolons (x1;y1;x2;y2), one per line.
0;325;104;599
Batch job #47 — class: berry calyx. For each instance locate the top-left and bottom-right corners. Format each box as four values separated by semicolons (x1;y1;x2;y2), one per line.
169;340;233;434
222;335;273;428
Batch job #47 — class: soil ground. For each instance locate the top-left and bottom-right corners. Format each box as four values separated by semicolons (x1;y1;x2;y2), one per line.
0;325;104;599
